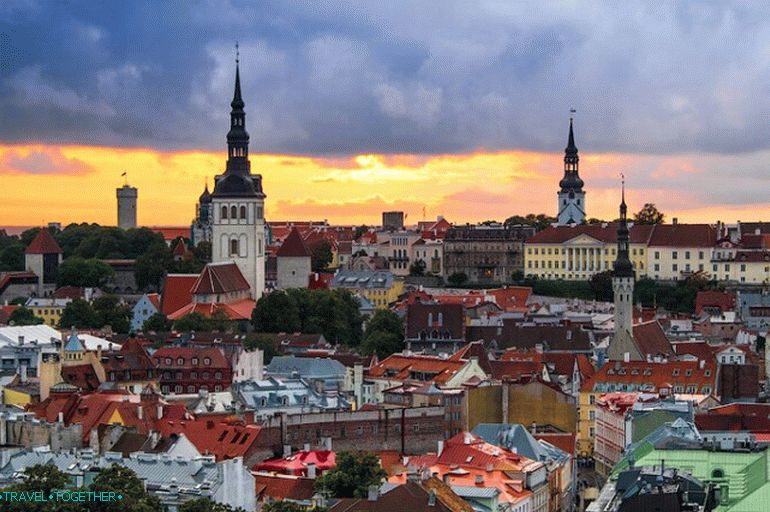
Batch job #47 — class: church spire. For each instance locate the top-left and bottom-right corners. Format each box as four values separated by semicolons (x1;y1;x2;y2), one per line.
613;175;634;278
559;116;583;192
225;42;250;175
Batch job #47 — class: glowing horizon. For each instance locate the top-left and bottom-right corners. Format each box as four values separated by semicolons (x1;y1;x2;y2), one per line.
1;143;768;229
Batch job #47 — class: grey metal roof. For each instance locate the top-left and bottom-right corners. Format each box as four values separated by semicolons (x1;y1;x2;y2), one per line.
331;270;394;289
472;423;569;464
265;356;347;380
450;485;500;499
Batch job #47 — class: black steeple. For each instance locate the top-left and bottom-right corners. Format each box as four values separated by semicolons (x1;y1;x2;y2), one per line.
613;177;634;278
212;44;264;199
226;42;250;175
559;117;584;192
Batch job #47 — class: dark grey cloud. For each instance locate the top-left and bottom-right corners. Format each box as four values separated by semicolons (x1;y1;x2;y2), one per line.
0;1;768;155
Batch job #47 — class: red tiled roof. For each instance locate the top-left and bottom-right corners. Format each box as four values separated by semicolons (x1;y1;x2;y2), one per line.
309;273;333;289
253;473;317;501
149;226;190;241
489;360;542;380
152;346;230;369
487;287;533;311
53;286;86;300
254;450;336;476
276;227;311;257
25;228;63;254
526;224;654;244
732;250;770;263
159;418;260;461
60;364;101;392
533;433;576;455
160;274;198;316
172;238;187;256
0;271;38;293
632;321;674;357
191;262;250;295
367;354;467;385
647;224;716;247
672;341;719;361
500;350;594;380
167;299;255;321
581;360;718;393
405;303;465;340
146;293;161;310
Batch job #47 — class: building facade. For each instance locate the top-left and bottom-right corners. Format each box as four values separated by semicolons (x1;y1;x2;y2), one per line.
443;223;535;284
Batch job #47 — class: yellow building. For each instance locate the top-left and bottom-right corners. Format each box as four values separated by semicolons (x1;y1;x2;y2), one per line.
524;224;651;280
646;223;717;280
24;297;71;327
330;270;404;308
2;380;40;407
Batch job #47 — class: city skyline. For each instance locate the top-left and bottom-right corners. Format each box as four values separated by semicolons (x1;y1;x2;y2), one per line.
2;1;768;226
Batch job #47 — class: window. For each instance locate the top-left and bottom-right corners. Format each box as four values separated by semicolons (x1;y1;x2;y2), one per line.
214;371;222;380
705;370;712;377
685;251;690;259
699;251;704;259
230;206;237;218
712;469;724;479
187;385;195;393
672;251;678;259
741;264;746;272
654;264;660;271
230;239;239;256
192;358;198;365
240;205;247;219
165;358;172;365
202;372;210;379
673;264;678;272
257;206;263;219
654;251;660;259
177;358;184;365
191;371;198;379
221;206;228;219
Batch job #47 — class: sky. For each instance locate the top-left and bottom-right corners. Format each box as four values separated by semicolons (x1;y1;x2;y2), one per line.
1;1;768;227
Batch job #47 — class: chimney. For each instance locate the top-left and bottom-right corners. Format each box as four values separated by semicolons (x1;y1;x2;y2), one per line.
673;217;678;225
283;444;292;457
475;474;484;485
303;443;311;452
699;360;705;369
137;406;143;420
623;352;630;363
97;344;102;360
307;463;317;479
58;412;64;423
428;490;436;507
18;335;24;346
156;404;163;419
437;440;444;456
19;365;27;384
367;485;379;502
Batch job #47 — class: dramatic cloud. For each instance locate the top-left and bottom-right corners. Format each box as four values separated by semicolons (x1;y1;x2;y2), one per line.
0;147;94;175
0;1;768;155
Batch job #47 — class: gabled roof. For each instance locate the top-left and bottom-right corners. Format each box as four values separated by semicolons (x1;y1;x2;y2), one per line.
631;321;675;358
191;262;250;295
25;228;63;254
152;346;230;369
405;302;465;340
158;418;260;461
647;224;716;247
253;472;317;502
695;290;736;315
276;227;311;257
581;360;718;393
160;274;198;316
254;450;336;476
526;224;654;245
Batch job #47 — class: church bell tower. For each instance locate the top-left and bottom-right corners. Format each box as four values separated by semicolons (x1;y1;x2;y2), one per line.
557;118;586;225
210;46;266;299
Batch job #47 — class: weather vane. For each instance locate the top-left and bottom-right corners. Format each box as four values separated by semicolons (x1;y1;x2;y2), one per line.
235;41;239;64
569;108;576;120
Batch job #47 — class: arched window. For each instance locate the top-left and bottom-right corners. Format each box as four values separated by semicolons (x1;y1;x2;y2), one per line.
240;205;247;219
221;206;228;219
230;205;237;218
230;238;239;256
712;469;724;479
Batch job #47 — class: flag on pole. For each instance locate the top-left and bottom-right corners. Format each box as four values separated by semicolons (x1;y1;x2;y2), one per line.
121;172;127;177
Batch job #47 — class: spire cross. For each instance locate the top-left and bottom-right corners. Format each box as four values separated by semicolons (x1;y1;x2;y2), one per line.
569;108;576;121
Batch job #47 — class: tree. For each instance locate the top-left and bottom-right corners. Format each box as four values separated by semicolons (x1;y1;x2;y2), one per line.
511;270;525;282
0;464;78;512
251;291;301;333
409;259;426;276
633;203;665;225
353;225;370;240
504;213;556;231
447;272;468;286
310;240;334;272
315;451;386;499
134;243;172;291
57;257;114;288
142;313;172;332
173;312;212;332
243;333;278;364
209;309;234;331
180;497;246;512
89;464;163;512
9;307;44;326
92;295;132;333
59;299;99;329
589;270;614;302
361;309;404;358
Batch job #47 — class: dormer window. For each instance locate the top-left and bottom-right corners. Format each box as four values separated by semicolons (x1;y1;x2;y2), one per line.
204;357;211;365
192;358;199;365
165;358;172;365
177;358;184;365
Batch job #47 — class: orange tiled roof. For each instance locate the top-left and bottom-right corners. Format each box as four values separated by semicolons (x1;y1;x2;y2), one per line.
25;228;63;254
581;359;718;393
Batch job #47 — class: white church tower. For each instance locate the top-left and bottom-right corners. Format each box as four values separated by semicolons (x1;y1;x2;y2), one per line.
556;118;586;225
211;50;266;299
